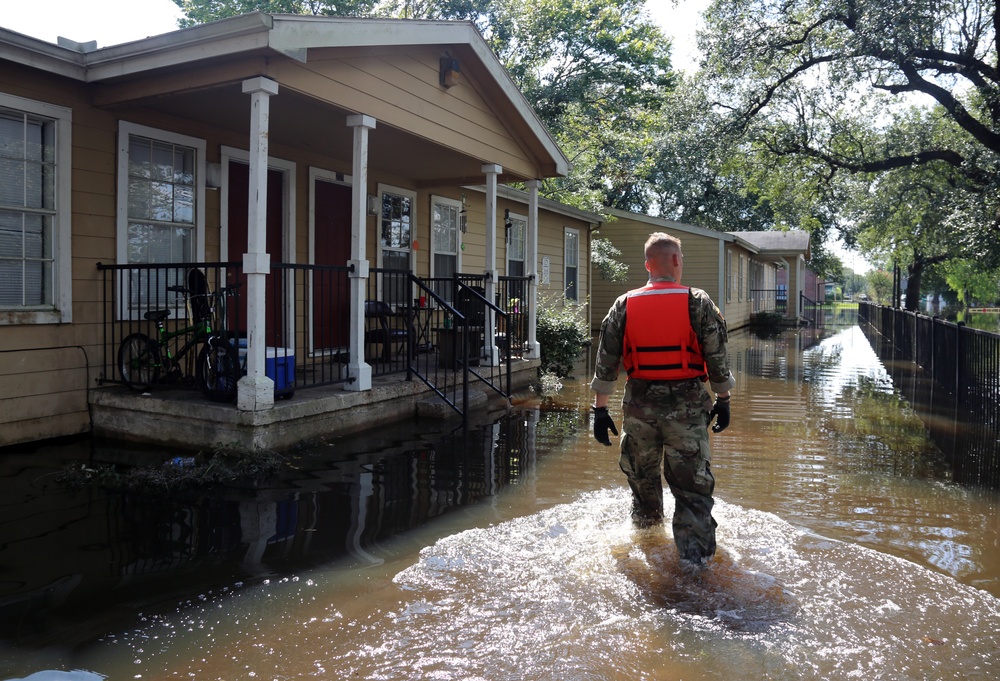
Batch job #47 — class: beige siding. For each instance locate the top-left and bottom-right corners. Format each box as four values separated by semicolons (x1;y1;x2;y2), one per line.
590;216;725;330
722;245;755;330
271;47;539;180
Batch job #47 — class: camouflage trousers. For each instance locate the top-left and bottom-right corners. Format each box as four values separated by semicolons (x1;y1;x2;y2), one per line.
618;378;718;562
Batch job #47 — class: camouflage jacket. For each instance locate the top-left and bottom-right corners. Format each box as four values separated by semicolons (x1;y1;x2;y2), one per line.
591;275;736;396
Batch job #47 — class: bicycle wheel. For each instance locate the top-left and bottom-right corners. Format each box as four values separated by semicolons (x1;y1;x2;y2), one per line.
198;340;240;403
118;333;161;391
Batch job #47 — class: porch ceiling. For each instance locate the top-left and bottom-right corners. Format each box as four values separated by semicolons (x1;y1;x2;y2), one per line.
127;84;496;186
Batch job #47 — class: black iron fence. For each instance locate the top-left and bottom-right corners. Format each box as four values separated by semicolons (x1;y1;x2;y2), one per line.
750;288;787;315
859;301;1000;488
98;262;528;412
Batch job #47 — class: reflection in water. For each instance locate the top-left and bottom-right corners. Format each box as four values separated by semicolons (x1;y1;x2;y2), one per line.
2;317;1000;680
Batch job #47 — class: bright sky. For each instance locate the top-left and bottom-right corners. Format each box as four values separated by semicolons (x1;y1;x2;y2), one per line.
2;0;866;272
2;0;705;53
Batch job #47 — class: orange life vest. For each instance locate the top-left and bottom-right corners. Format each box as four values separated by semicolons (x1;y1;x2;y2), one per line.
623;281;706;380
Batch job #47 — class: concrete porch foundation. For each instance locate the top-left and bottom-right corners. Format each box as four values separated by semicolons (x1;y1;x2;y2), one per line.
90;360;540;452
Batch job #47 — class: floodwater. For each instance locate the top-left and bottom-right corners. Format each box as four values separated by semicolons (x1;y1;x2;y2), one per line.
2;319;1000;680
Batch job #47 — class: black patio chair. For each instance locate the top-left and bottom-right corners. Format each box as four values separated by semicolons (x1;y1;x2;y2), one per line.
364;300;413;362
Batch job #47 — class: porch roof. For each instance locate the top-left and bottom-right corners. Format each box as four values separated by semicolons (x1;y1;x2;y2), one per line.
730;230;811;262
0;12;569;184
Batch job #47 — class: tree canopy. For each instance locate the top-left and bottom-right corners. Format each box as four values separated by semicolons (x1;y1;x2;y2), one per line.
696;0;1000;305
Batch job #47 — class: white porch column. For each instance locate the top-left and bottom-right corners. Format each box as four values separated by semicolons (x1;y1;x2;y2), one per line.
524;180;541;359
346;114;376;391
237;76;279;412
482;163;502;365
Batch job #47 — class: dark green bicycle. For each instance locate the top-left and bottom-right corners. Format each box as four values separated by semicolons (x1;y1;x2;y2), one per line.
117;268;242;403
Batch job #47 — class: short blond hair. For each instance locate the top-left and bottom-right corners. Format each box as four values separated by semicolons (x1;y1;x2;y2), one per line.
644;232;682;261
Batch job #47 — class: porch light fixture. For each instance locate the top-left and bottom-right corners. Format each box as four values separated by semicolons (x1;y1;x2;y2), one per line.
367;194;379;216
504;208;512;244
440;56;460;88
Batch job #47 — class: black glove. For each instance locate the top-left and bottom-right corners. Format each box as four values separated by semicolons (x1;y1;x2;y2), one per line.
709;396;731;433
592;406;619;446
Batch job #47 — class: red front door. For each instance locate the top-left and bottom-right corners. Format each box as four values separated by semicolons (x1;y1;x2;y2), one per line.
312;178;352;352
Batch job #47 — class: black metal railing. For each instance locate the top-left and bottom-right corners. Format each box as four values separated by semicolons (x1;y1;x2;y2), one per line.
800;293;824;328
98;262;528;413
96;261;244;390
365;270;525;416
859;301;1000;488
749;288;785;315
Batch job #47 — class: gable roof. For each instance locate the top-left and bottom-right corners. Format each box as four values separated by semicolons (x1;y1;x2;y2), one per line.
730;230;811;258
603;207;736;242
0;12;569;180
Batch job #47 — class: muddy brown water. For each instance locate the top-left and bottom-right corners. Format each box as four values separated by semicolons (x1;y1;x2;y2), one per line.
1;322;999;680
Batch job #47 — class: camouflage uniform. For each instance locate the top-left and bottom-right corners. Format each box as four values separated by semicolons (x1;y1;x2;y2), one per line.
591;275;735;562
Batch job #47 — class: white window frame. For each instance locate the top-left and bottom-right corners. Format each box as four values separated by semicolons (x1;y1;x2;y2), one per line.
116;122;206;320
506;210;526;277
430;194;462;301
0;92;72;325
564;227;580;301
377;183;416;304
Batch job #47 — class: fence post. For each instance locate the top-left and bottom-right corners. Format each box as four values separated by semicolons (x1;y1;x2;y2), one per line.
955;321;964;400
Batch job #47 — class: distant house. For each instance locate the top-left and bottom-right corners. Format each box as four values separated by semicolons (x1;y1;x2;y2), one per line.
0;13;600;449
590;210;810;331
732;230;813;321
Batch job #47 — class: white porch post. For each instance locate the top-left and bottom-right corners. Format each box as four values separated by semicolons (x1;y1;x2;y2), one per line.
482;163;501;365
524;180;541;359
346;114;376;391
237;76;278;412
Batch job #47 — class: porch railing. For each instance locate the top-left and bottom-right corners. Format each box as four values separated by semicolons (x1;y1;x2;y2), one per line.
749;288;786;315
96;261;245;390
367;269;525;416
97;262;528;416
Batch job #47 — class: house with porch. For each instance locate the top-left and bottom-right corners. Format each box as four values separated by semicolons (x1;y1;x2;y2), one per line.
0;13;600;451
590;209;801;331
732;229;814;322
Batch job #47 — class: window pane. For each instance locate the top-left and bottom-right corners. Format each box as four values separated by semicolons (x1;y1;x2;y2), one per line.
150;181;175;221
0;211;21;258
23;259;49;305
23;160;47;209
381;191;412;250
509;219;525;261
566;266;578;301
432;203;458;254
0;106;57;311
129;138;151;179
0;157;23;205
0;260;20;305
0;113;24;157
128;177;152;219
150;140;174;182
23;214;46;258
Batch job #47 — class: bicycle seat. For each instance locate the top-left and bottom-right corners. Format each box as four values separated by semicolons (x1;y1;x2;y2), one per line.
144;310;171;322
187;268;213;323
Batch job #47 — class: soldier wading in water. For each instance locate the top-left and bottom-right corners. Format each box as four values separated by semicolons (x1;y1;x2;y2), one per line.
590;232;735;566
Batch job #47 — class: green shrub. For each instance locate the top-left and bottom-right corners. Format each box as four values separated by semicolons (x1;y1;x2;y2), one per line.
537;297;589;377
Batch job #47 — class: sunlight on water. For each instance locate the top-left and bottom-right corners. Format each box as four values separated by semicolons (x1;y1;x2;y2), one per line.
78;487;1000;681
